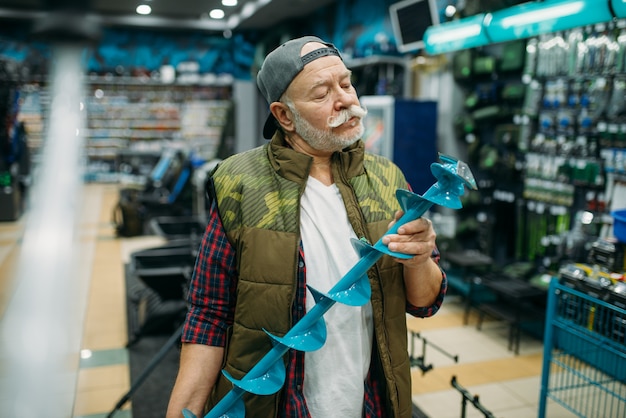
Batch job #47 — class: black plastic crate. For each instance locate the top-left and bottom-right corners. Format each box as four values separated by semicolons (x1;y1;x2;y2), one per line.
149;216;206;241
130;246;195;300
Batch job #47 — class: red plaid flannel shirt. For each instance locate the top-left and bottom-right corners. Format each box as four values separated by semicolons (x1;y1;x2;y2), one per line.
182;203;447;417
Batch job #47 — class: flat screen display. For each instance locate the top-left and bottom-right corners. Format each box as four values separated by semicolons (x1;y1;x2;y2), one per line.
389;0;440;53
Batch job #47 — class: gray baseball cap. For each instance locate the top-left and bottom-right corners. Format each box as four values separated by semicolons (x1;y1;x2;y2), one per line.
257;35;342;139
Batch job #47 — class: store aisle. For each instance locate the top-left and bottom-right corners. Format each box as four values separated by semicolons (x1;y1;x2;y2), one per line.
70;183;166;418
71;183;132;418
408;302;546;418
0;183;580;418
0;183;163;418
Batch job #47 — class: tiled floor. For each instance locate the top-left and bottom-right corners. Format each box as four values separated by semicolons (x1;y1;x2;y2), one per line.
0;182;601;417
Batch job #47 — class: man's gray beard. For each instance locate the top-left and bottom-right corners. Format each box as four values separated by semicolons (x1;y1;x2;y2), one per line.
288;104;366;152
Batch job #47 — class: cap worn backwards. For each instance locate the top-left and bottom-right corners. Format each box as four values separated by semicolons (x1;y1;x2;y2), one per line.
256;35;342;139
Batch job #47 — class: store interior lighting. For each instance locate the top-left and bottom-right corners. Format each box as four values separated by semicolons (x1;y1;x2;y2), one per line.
486;0;613;43
424;0;624;55
136;4;152;15
423;13;490;55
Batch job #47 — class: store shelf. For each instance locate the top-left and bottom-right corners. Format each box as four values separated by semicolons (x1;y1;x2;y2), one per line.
17;83;48;160
83;81;233;181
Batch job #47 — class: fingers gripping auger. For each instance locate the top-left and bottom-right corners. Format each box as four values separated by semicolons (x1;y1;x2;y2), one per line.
183;154;477;418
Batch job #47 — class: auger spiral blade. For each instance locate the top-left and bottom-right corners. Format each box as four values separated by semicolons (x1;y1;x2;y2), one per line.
195;154;477;418
183;395;245;418
222;359;286;396
351;237;377;258
184;394;246;418
264;315;327;352
323;272;371;306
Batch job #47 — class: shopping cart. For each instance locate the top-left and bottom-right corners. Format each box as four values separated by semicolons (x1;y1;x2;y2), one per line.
538;278;626;417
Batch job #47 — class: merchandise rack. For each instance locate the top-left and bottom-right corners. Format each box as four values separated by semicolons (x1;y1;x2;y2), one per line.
539;278;626;418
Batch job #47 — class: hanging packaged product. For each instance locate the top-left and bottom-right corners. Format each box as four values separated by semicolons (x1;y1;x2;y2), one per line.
522;37;538;82
606;79;626;119
567;28;584;76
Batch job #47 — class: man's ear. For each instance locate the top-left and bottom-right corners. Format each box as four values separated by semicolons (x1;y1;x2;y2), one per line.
270;102;295;134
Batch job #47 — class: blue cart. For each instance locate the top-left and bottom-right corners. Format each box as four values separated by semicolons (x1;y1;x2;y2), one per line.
539;278;626;417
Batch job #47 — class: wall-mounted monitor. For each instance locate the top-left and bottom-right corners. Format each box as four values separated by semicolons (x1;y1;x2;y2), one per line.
389;0;440;53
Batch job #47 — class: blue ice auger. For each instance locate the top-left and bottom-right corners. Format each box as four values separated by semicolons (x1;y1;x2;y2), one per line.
184;153;477;418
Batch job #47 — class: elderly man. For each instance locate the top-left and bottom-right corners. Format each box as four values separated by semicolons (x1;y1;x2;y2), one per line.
166;35;446;418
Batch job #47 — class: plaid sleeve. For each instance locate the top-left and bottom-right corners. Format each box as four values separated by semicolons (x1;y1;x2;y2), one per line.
406;247;447;318
182;201;237;346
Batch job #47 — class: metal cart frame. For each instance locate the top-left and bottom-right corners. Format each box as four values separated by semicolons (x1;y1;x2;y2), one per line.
539;278;626;417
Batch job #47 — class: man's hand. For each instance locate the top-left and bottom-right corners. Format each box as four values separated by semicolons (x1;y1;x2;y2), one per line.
383;210;442;308
382;210;436;268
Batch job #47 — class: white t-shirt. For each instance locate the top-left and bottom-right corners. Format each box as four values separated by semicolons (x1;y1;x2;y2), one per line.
300;176;374;418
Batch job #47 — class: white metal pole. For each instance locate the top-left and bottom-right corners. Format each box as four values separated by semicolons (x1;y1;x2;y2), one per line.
0;43;87;417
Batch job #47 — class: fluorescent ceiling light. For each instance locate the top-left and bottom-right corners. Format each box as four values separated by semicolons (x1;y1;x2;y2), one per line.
427;24;482;43
136;4;152;15
222;0;238;6
498;2;584;28
209;9;225;19
445;5;457;18
241;3;257;19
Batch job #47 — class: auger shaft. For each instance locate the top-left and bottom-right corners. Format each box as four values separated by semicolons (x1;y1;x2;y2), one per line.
187;155;477;418
203;248;380;418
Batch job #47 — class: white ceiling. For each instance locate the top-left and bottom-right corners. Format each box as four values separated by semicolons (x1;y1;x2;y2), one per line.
0;0;338;32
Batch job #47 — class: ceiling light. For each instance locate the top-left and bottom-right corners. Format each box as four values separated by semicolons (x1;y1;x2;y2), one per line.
241;2;256;18
222;0;238;6
136;4;152;15
209;9;225;19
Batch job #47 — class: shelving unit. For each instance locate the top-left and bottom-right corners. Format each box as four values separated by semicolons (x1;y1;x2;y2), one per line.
450;22;626;265
83;77;233;182
516;23;626;265
449;40;528;262
13;76;234;183
17;83;48;165
346;55;411;97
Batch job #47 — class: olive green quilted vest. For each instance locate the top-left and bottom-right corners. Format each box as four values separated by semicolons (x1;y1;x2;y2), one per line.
207;134;414;418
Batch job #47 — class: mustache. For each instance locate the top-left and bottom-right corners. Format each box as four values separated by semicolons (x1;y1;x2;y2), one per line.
327;104;368;128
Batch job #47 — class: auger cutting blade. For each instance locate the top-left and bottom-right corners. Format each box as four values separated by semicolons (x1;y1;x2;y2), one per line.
437;154;477;190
